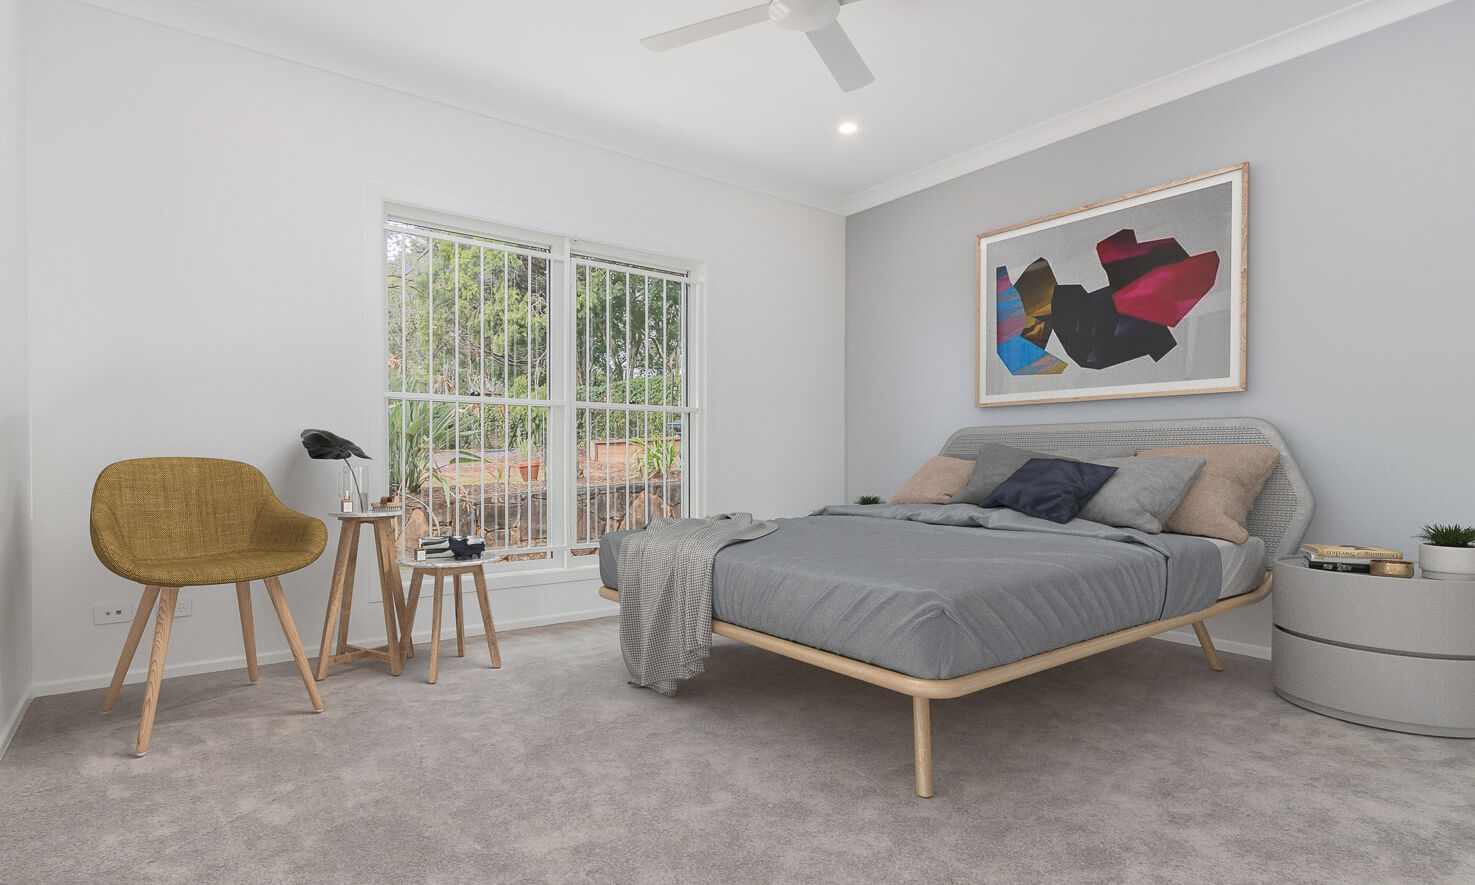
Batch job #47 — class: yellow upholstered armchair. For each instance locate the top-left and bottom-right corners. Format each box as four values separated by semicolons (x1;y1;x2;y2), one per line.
90;457;328;755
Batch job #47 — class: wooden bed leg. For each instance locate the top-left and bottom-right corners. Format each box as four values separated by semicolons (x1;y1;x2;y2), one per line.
1191;621;1224;672
912;696;934;798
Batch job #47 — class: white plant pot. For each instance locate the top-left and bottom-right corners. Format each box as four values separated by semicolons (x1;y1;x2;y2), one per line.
1418;543;1475;580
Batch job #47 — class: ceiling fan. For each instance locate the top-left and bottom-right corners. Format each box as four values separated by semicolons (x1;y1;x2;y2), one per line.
640;0;875;93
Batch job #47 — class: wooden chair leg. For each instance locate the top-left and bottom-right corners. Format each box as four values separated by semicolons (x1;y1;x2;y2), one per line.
136;587;179;756
400;570;424;660
471;568;501;668
335;526;361;655
1191;620;1225;672
429;574;444;684
263;576;325;712
372;520;403;677
315;520;358;679
102;585;160;713
913;696;934;799
236;582;259;683
454;574;466;657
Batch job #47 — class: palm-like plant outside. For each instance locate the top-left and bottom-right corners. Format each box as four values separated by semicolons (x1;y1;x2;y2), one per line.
628;438;682;480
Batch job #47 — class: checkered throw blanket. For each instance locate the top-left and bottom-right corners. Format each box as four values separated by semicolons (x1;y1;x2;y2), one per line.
617;513;778;696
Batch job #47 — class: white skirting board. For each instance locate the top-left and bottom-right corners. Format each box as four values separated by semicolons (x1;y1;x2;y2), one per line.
1153;627;1270;661
25;607;1270;711
28;604;617;699
1;693;35;760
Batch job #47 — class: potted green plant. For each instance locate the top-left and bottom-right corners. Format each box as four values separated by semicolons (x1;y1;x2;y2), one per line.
855;495;883;505
1415;523;1475;580
301;429;370;512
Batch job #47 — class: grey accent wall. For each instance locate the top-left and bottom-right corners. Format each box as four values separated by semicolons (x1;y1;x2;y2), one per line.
1;0;33;751
845;0;1475;654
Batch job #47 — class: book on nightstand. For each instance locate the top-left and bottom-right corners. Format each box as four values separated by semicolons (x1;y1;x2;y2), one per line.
1300;543;1404;574
1300;543;1405;560
1305;560;1373;573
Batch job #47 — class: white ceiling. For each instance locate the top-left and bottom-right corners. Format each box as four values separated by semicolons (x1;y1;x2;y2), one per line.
84;0;1452;213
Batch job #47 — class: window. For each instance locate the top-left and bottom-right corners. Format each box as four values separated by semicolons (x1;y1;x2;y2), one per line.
384;213;696;570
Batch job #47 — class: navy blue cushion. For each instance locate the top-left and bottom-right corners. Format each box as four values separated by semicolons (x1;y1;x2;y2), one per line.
981;458;1120;524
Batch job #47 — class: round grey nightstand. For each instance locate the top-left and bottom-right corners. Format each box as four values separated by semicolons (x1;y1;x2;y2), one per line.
1271;557;1475;737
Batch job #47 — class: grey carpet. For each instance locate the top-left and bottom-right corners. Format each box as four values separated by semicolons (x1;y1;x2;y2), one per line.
2;617;1472;884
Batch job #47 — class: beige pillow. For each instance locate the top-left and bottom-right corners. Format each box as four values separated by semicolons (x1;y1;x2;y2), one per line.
1137;445;1280;543
890;457;975;505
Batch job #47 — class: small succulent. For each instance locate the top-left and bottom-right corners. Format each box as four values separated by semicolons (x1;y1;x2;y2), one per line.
1415;523;1475;548
855;495;883;505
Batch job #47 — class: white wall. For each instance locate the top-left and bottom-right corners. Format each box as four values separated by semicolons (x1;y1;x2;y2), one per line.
1;0;34;747
26;0;845;693
845;0;1475;657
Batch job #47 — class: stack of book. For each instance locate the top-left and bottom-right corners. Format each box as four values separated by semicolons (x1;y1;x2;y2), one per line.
414;535;489;562
417;536;453;560
1300;543;1404;573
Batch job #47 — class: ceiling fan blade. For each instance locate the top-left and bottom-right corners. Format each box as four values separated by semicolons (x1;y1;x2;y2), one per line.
640;4;772;52
805;21;874;92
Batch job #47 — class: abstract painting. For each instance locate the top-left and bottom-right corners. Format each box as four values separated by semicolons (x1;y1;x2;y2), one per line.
977;164;1247;406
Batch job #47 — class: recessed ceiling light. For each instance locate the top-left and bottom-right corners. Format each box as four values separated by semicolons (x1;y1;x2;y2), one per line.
838;121;859;135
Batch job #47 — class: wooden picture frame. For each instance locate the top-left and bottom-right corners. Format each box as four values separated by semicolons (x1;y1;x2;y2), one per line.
976;163;1248;407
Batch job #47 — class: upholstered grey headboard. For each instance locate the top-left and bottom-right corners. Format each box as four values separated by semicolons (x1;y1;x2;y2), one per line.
939;418;1314;570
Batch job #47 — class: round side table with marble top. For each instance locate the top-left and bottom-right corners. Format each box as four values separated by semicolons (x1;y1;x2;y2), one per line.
397;555;503;684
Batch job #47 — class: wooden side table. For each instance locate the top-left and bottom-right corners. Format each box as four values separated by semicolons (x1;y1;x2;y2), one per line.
315;512;408;679
1272;556;1475;737
397;557;502;684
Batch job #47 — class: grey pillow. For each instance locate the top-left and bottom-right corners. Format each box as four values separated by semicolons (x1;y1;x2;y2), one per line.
949;443;1067;505
1077;456;1206;534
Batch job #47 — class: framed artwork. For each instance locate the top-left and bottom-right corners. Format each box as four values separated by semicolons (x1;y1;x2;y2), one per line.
976;163;1247;407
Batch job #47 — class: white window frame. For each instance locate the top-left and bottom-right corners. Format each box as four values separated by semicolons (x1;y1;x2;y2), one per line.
380;203;703;580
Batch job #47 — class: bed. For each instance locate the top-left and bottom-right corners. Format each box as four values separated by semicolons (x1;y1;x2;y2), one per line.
598;418;1314;796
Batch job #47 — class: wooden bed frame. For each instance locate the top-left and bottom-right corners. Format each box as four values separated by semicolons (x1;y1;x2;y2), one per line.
602;418;1312;797
601;576;1270;797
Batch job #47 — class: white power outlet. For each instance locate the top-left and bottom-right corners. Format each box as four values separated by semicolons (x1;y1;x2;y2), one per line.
93;599;191;624
93;602;134;625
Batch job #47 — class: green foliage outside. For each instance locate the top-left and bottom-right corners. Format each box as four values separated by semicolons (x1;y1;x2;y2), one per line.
387;232;549;400
629;438;682;480
387;231;683;405
385;228;687;501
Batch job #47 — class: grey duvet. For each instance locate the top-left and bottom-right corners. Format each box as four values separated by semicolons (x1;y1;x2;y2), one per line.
599;503;1224;680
